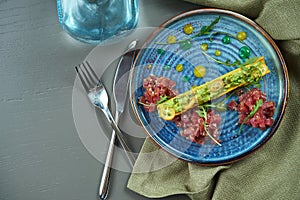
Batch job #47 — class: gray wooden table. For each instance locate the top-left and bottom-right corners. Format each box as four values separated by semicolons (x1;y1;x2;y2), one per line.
0;0;200;199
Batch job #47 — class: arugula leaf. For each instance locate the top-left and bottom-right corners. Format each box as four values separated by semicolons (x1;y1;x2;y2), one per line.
203;123;222;146
248;99;263;118
201;50;241;67
196;106;207;119
156;16;221;45
196;105;222;146
194;16;221;37
238;99;263;134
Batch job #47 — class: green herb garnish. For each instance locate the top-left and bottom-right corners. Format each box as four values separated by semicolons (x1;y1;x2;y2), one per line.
238;99;263;134
155;16;221;46
156;95;169;105
196;106;207;118
196;105;223;146
201;50;241;67
192;16;221;38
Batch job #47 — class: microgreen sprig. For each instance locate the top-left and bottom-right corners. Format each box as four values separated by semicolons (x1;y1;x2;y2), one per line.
139;95;170;107
238;99;263;134
196;105;222;146
201;50;241;67
155;16;221;46
192;16;221;38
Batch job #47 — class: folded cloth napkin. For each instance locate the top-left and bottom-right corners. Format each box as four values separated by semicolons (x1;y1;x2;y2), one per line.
128;0;300;199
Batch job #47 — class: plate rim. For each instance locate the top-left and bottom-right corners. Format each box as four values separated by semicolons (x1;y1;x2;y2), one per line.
129;8;289;165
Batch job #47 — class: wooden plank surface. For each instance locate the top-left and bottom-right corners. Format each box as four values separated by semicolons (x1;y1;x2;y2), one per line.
0;0;199;199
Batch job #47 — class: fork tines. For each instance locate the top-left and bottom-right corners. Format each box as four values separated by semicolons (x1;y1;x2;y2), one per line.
75;61;100;92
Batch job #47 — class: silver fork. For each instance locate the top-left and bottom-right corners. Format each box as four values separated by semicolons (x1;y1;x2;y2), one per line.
75;61;136;167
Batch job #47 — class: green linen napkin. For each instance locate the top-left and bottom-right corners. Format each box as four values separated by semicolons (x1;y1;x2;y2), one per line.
128;0;300;199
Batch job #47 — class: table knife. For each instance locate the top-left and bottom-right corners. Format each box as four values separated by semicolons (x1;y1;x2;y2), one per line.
99;40;138;200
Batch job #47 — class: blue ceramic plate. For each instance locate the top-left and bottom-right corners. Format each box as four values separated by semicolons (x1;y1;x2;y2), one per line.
130;9;288;165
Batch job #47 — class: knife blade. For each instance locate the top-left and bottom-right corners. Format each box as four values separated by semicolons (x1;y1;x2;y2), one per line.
113;40;137;112
99;40;138;200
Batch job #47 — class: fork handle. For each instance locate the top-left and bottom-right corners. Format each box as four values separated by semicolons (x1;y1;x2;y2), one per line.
98;111;119;200
102;107;136;167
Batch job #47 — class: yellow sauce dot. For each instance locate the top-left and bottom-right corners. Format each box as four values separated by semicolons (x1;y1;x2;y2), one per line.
167;35;177;44
194;66;206;78
215;50;221;56
147;64;152;70
183;24;194;35
176;64;184;72
200;43;208;51
237;31;247;41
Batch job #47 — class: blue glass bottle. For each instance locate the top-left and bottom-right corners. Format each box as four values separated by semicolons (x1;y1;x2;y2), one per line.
56;0;138;44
